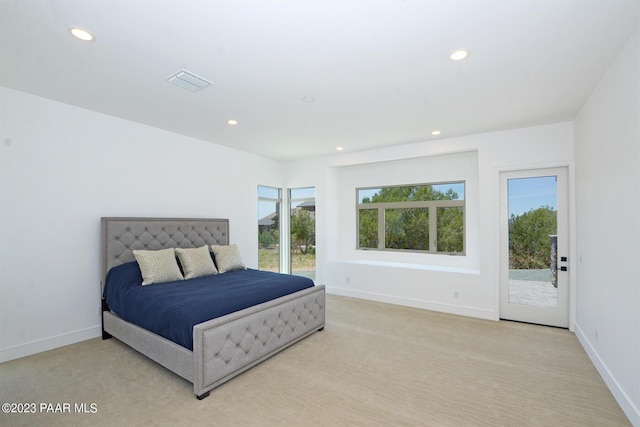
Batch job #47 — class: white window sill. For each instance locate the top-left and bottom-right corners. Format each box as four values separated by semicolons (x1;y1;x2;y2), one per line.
330;259;480;275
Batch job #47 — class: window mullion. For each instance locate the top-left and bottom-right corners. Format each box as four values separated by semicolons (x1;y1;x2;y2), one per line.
378;207;385;249
429;206;437;253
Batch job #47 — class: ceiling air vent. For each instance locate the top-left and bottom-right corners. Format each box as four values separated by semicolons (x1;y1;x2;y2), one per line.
167;69;212;92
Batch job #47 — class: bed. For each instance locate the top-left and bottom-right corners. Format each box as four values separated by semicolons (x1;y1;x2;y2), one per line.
100;217;326;399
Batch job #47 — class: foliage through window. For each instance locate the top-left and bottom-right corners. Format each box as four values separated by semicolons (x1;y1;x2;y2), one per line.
357;182;465;254
258;185;281;272
509;206;557;269
289;187;316;280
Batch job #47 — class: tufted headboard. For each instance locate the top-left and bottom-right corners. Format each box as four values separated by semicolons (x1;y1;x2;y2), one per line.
101;217;229;290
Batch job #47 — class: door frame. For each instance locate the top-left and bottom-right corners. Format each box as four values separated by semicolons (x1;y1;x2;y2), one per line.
496;164;576;331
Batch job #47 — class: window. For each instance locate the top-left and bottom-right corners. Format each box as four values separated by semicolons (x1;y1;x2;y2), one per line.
289;187;315;280
258;185;281;272
357;182;465;254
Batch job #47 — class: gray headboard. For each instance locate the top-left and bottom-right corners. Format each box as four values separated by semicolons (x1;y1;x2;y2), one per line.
101;217;229;289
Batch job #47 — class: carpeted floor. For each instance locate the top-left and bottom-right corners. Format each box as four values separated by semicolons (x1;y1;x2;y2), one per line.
0;295;630;426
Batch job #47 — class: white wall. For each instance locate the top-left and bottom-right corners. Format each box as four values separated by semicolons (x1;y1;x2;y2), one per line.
0;87;284;362
573;25;639;425
287;121;574;320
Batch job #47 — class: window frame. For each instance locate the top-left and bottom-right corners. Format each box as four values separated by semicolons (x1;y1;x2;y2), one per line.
356;181;466;255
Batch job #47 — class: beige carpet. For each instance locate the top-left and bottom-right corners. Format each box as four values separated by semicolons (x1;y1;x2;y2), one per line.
0;295;629;426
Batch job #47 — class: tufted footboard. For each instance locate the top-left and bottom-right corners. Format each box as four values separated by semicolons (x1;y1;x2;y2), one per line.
193;285;325;398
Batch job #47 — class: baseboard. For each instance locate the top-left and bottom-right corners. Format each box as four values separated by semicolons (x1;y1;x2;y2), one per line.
574;323;639;426
0;325;101;363
325;285;497;321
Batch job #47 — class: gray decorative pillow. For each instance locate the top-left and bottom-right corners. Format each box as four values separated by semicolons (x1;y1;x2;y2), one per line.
211;244;246;273
132;248;184;285
175;245;218;279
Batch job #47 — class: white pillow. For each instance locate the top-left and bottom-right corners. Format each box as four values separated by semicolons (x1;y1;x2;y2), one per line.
211;244;246;273
132;248;184;285
175;245;218;279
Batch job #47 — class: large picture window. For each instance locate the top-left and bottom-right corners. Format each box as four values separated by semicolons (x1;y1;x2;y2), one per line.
357;182;465;254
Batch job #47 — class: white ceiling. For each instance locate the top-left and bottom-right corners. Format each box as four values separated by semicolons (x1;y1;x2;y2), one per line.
1;0;638;161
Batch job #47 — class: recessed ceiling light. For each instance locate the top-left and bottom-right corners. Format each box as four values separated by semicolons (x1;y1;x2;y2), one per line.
227;119;238;126
69;27;94;41
431;130;442;136
336;146;344;151
449;49;468;61
302;96;315;103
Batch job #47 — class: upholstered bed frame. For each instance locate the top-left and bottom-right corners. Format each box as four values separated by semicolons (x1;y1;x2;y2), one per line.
100;217;325;399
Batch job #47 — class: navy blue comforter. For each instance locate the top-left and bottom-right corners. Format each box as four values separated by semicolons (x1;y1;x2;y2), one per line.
103;262;314;350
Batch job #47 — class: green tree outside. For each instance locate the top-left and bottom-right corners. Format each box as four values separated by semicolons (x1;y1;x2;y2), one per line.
290;208;315;255
437;207;463;252
359;209;378;248
258;230;275;249
509;206;557;269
